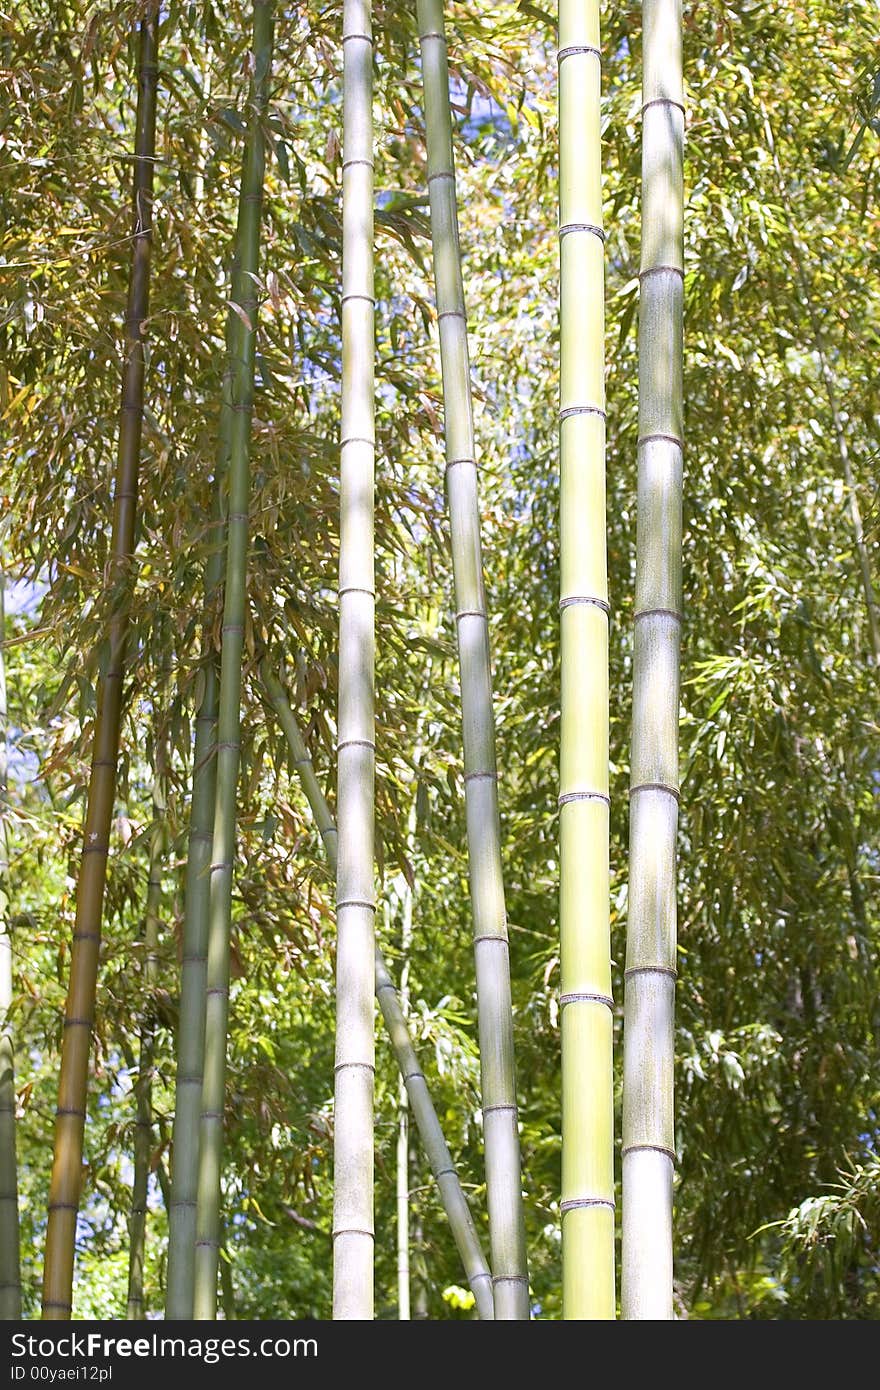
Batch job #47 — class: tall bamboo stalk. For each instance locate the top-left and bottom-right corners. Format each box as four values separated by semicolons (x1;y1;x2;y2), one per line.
126;788;165;1319
416;0;529;1319
42;3;159;1319
0;577;21;1320
166;292;236;1320
333;0;377;1321
394;884;412;1321
621;0;684;1321
261;665;495;1319
557;0;615;1319
192;0;274;1319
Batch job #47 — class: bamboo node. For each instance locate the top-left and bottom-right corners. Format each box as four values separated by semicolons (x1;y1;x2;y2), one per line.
560;1196;615;1212
642;97;685;117
445;457;476;471
336;737;376;752
336;898;377;912
341;436;375;449
629;781;680;802
634;607;682;623
559;222;605;243
341;32;372;44
333;1061;376;1075
622;1143;676;1164
558;789;610;808
559;595;610;614
63;1017;93;1027
493;1275;528;1284
433;1166;457;1180
438;310;467;323
341;293;376;306
427;170;455;184
638;431;683;449
557;45;600;62
455;609;487;622
402;1071;424;1085
559;991;613;1010
639;264;684;281
624;965;677;980
342;158;374;171
331;1227;375;1239
482;1103;518;1115
338;586;376;599
559;404;606;422
464;770;498;783
42;1300;73;1311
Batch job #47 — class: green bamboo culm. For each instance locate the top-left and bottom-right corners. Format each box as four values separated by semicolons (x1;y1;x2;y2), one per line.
261;665;495;1318
557;0;615;1319
332;0;377;1321
192;0;274;1320
0;577;21;1320
416;0;529;1319
126;791;165;1320
166;290;237;1320
621;0;684;1321
41;3;160;1320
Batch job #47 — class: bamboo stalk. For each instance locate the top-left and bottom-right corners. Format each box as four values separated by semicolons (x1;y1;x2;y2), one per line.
332;0;377;1321
42;3;160;1319
394;887;412;1321
557;0;615;1319
416;0;529;1319
0;577;21;1320
166;290;236;1321
192;0;274;1319
621;0;684;1321
261;664;495;1319
126;786;165;1320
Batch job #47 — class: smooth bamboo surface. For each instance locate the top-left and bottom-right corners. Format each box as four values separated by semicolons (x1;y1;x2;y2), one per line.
0;578;21;1319
416;0;528;1320
42;4;159;1319
558;0;615;1319
622;0;684;1321
192;0;274;1319
332;0;377;1321
262;666;495;1319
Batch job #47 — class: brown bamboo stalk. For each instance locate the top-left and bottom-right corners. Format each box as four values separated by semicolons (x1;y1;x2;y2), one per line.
42;2;159;1319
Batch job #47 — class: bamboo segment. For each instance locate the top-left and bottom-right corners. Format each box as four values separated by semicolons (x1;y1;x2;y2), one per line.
261;666;495;1319
332;0;377;1322
41;4;159;1320
0;578;21;1320
622;0;684;1321
394;892;411;1321
166;292;236;1321
557;0;615;1319
416;0;529;1319
126;805;164;1320
192;0;274;1320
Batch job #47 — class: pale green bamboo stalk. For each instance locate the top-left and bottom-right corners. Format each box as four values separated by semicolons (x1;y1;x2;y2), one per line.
333;0;377;1321
261;665;495;1319
192;0;274;1319
126;804;165;1320
0;577;21;1320
557;0;615;1320
621;0;684;1321
166;288;235;1321
395;891;411;1321
416;0;529;1319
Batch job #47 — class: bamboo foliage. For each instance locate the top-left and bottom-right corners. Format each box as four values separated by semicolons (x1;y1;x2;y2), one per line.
0;577;21;1321
557;0;615;1319
332;0;377;1321
41;2;160;1320
416;0;529;1319
192;0;274;1320
261;665;495;1319
622;0;684;1321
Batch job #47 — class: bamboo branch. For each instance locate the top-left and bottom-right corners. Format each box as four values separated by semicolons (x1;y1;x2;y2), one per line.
42;3;160;1320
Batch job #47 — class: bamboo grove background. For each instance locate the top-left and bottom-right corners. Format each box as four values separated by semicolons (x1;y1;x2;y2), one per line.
1;0;879;1319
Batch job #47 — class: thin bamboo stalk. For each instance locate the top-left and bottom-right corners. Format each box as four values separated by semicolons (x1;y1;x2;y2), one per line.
394;887;412;1321
166;292;237;1321
261;665;495;1319
0;577;21;1320
42;3;160;1319
416;0;529;1320
192;0;274;1319
126;793;165;1319
557;0;615;1319
621;0;684;1321
333;0;376;1321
